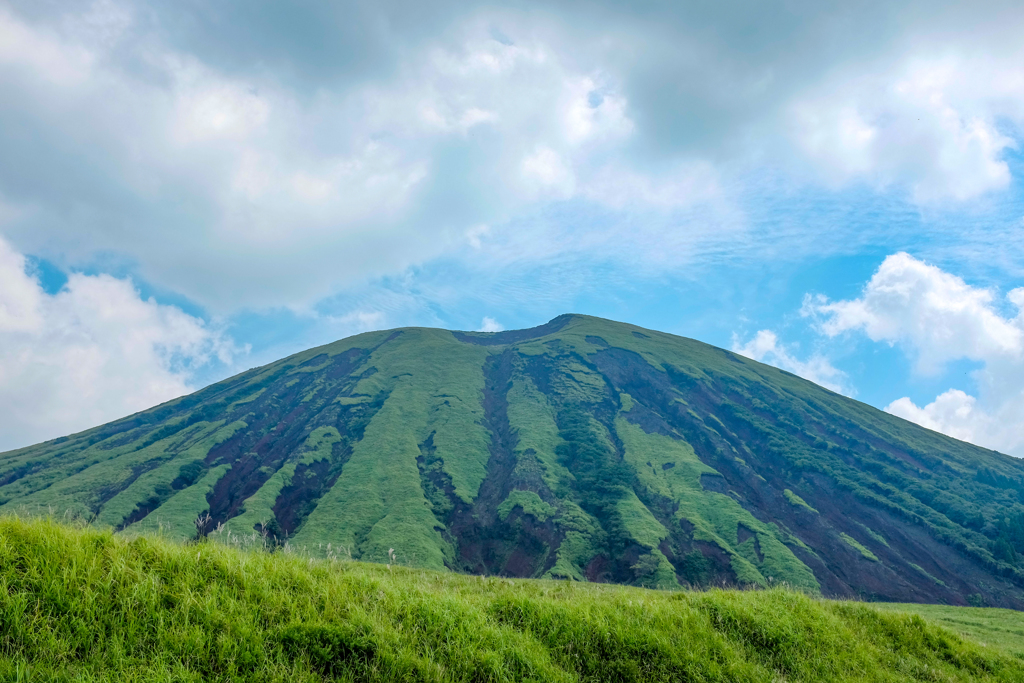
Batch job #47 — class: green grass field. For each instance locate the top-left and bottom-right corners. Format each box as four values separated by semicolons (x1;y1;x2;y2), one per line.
1;516;1022;682
871;602;1024;660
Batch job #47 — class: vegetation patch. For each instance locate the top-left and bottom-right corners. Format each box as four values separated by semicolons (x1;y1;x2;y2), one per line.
497;490;556;522
908;563;947;587
870;602;1024;660
784;488;818;513
222;427;341;539
840;533;880;562
856;522;890;548
2;517;1022;682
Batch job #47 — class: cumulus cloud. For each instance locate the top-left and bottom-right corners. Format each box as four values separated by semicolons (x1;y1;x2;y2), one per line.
804;252;1023;374
806;252;1024;455
732;329;851;395
885;390;991;446
789;53;1022;202
0;237;236;451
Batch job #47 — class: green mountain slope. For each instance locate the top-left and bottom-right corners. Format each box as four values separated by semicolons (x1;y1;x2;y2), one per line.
3;314;1024;606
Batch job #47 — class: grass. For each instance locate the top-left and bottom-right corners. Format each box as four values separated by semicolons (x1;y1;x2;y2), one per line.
871;603;1024;660
616;417;820;591
289;328;491;569
856;522;890;548
221;427;341;538
129;465;230;541
496;491;555;522
504;374;569;495
840;533;880;562
784;489;818;513
2;516;1023;682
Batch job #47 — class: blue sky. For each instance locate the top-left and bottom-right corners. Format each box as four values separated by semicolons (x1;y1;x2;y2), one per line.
2;0;1024;454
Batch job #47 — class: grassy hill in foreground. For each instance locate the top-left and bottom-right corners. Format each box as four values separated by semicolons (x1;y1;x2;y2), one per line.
4;314;1024;607
871;603;1024;660
1;518;1022;683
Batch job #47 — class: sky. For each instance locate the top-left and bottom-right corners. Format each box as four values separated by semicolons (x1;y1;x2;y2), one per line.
2;0;1024;455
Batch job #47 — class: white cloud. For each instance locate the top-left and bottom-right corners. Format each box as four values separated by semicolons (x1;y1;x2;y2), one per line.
0;1;1023;324
882;386;1024;457
4;1;1022;318
732;329;851;395
479;316;504;332
789;52;1022;202
885;390;990;446
805;252;1023;374
2;5;726;311
0;6;94;85
807;252;1024;455
320;309;387;335
169;58;271;144
521;146;576;197
0;239;44;333
563;76;633;145
0;237;237;451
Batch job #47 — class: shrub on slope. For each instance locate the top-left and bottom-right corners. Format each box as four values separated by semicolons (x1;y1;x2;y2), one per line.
0;516;1021;682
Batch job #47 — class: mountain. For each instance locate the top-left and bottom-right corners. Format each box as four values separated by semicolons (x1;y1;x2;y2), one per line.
3;314;1024;607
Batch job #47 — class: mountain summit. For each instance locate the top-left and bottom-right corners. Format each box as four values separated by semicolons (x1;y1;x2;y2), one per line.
3;314;1024;606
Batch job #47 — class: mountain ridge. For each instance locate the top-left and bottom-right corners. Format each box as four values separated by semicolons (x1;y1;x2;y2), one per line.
3;313;1024;607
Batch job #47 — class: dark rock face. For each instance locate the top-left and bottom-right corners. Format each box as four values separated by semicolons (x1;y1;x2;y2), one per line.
3;314;1024;608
